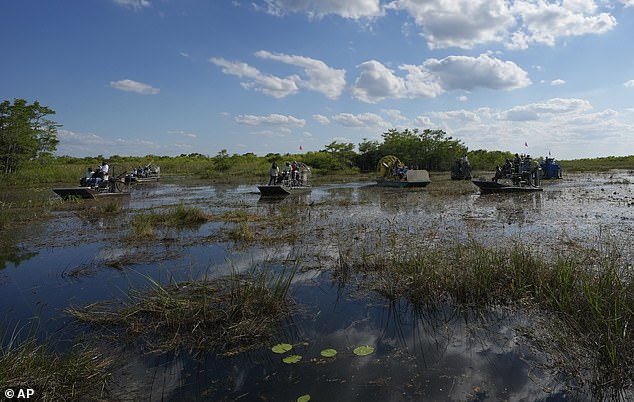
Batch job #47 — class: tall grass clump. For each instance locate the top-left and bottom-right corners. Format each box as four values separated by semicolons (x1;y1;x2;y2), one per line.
337;238;634;397
0;330;113;400
67;267;296;355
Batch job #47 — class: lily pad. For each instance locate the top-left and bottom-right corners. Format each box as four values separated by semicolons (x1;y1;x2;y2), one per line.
282;354;302;364
271;343;293;354
353;345;375;356
297;395;311;402
320;348;337;358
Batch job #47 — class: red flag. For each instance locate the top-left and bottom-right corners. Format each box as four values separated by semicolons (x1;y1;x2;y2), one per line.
299;145;303;151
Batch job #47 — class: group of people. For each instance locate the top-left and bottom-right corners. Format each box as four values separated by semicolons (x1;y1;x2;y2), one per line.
493;153;539;184
80;161;109;187
268;161;309;186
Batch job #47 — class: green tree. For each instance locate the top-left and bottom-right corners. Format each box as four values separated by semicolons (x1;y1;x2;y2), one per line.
322;141;356;169
0;99;60;174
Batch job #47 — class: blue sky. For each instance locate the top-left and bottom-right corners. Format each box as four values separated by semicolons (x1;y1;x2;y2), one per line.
2;0;634;160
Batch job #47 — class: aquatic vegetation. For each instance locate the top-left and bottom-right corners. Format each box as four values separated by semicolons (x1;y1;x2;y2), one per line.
66;267;296;355
271;343;293;354
337;238;634;398
282;354;302;364
0;330;113;400
353;345;375;356
320;348;337;358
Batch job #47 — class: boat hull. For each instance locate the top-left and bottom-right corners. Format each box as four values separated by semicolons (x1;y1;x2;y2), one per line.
376;179;431;188
53;187;131;200
257;185;311;197
472;179;543;194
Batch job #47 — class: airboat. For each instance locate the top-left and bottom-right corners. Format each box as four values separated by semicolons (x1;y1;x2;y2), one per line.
53;166;131;200
375;155;431;188
258;162;311;197
472;155;543;194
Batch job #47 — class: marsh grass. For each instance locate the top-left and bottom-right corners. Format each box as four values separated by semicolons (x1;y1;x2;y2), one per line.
337;238;634;397
0;328;113;400
128;204;210;240
67;267;296;355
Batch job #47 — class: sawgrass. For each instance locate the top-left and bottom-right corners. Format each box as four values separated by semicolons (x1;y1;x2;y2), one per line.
66;267;296;355
336;237;634;399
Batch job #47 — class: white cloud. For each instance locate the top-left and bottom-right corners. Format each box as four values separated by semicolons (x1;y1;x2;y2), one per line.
351;60;442;103
394;0;515;49
212;52;345;99
254;51;346;99
168;130;197;138
500;98;592;121
331;112;389;128
620;0;634;7
424;53;531;91
624;80;634;87
113;0;151;10
313;114;331;125
235;113;306;128
551;79;566;86
390;0;616;50
110;79;160;95
210;57;299;98
260;0;384;19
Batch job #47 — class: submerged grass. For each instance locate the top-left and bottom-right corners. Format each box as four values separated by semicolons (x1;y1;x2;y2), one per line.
336;238;634;398
128;204;210;240
67;267;296;355
0;329;113;400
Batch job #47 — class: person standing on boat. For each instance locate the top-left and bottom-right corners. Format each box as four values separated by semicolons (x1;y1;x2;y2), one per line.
268;161;279;185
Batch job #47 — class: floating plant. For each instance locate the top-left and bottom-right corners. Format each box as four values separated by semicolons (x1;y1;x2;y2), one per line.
297;395;311;402
282;354;302;364
320;348;337;358
353;345;375;356
271;343;293;354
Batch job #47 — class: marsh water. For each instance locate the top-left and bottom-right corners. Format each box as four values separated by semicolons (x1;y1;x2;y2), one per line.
2;171;634;401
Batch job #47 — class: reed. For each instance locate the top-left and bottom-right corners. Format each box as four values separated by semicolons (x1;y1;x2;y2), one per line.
336;236;634;396
0;328;113;400
66;267;296;355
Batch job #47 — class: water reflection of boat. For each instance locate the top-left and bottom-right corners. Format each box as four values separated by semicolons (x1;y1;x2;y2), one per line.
472;179;543;194
375;155;431;188
53;184;130;200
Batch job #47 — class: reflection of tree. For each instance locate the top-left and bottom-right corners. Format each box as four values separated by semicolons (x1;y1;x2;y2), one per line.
0;242;38;270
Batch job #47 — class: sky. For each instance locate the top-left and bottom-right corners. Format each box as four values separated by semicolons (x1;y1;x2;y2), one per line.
2;0;634;160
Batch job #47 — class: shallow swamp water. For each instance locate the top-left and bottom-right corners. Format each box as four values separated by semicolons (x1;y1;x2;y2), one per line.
1;171;634;401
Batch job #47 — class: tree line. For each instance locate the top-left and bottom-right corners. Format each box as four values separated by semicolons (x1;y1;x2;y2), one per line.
0;97;549;176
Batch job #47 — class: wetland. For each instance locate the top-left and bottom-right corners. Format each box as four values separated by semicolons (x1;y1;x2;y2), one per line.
1;171;634;401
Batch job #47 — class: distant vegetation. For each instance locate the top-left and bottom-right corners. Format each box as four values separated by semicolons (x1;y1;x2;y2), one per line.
1;98;632;185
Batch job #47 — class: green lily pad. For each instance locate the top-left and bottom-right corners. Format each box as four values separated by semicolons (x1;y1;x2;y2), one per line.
353;345;375;356
282;354;302;364
271;343;293;354
320;348;337;358
297;395;311;402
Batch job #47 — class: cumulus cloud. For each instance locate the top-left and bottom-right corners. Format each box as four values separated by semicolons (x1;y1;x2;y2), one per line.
113;0;150;10
551;79;566;86
624;80;634;87
331;112;389;128
351;60;442;103
313;114;330;125
210;57;299;98
254;51;346;99
110;79;160;95
500;98;592;121
387;0;616;50
393;0;514;49
351;54;529;103
259;0;384;19
211;52;344;99
235;113;306;129
424;53;531;91
508;0;616;49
